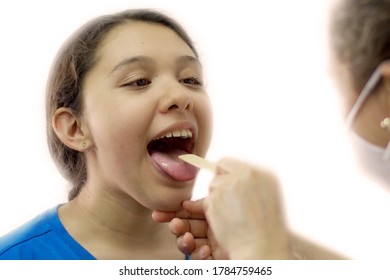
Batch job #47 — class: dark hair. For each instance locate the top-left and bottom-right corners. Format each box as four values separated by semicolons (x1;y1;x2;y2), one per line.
46;9;198;201
330;0;390;92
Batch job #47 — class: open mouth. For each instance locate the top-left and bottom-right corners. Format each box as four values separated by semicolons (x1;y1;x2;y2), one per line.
147;129;194;155
147;129;199;181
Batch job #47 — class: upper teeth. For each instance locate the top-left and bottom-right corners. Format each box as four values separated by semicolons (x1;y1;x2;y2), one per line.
156;129;192;140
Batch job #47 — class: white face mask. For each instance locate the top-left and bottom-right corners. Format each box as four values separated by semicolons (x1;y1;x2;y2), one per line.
345;62;390;187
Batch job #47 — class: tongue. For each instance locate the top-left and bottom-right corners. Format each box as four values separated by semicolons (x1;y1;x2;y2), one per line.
150;150;199;181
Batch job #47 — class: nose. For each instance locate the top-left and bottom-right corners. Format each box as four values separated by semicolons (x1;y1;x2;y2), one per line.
159;81;194;113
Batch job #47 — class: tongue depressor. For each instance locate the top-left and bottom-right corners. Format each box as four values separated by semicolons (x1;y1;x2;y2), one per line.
178;154;216;173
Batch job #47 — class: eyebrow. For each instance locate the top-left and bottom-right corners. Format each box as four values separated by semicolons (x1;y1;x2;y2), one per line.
110;56;152;74
176;55;202;67
110;55;202;74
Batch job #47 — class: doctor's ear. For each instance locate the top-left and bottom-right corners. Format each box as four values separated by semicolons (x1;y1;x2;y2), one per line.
380;61;390;94
380;61;390;79
52;107;91;152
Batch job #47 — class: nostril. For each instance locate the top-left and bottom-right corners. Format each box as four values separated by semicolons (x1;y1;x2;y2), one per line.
168;104;179;110
161;93;193;113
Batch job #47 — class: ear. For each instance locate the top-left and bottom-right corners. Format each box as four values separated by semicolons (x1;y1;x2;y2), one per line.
380;61;390;94
52;107;91;152
380;60;390;79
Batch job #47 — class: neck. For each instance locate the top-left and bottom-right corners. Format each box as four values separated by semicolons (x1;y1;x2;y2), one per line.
58;183;183;259
76;183;156;234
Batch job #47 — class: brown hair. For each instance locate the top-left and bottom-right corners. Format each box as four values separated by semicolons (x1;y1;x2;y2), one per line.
330;0;390;92
46;9;198;201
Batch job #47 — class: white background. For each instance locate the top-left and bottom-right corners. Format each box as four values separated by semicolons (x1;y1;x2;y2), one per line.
1;0;390;259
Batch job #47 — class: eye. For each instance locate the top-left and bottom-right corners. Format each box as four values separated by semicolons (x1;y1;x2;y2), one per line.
180;77;203;87
123;78;151;88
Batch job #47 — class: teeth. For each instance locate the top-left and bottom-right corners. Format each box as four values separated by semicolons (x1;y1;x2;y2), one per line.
156;129;192;140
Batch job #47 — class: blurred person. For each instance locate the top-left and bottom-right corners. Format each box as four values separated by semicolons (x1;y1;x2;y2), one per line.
329;0;390;188
155;0;390;260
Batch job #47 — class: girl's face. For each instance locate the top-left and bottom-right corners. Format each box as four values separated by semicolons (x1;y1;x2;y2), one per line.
81;22;212;211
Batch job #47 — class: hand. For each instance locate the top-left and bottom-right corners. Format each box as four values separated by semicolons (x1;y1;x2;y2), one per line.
203;158;291;259
152;199;228;259
153;157;292;260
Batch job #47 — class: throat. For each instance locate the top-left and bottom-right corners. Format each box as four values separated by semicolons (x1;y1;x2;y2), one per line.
59;200;183;259
59;191;160;239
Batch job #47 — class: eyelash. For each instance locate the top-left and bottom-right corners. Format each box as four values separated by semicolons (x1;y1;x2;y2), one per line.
180;76;203;87
122;76;203;88
124;78;151;88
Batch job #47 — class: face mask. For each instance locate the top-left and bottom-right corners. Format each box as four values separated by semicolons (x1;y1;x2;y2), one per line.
348;130;390;187
345;62;390;187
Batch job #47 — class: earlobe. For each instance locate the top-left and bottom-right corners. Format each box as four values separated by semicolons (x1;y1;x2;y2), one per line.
52;107;90;151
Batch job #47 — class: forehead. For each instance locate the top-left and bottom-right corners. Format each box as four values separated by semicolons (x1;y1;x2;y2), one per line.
96;21;195;65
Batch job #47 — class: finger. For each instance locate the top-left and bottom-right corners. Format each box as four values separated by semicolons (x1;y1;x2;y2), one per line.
208;158;246;192
181;199;206;217
176;233;211;257
215;157;239;174
176;232;196;256
209;173;232;192
152;204;204;222
151;210;176;223
189;245;212;260
169;217;208;237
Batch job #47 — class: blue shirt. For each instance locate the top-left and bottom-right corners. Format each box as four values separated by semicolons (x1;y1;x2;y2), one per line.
0;206;95;260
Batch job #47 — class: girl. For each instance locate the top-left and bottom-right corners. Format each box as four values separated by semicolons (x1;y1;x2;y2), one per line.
0;9;212;260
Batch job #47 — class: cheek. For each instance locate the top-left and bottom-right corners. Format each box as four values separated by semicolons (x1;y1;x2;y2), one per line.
331;69;358;116
195;96;213;156
328;55;358;115
91;122;142;167
86;102;151;157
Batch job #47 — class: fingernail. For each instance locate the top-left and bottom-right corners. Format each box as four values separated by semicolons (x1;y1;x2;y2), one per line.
199;246;208;259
